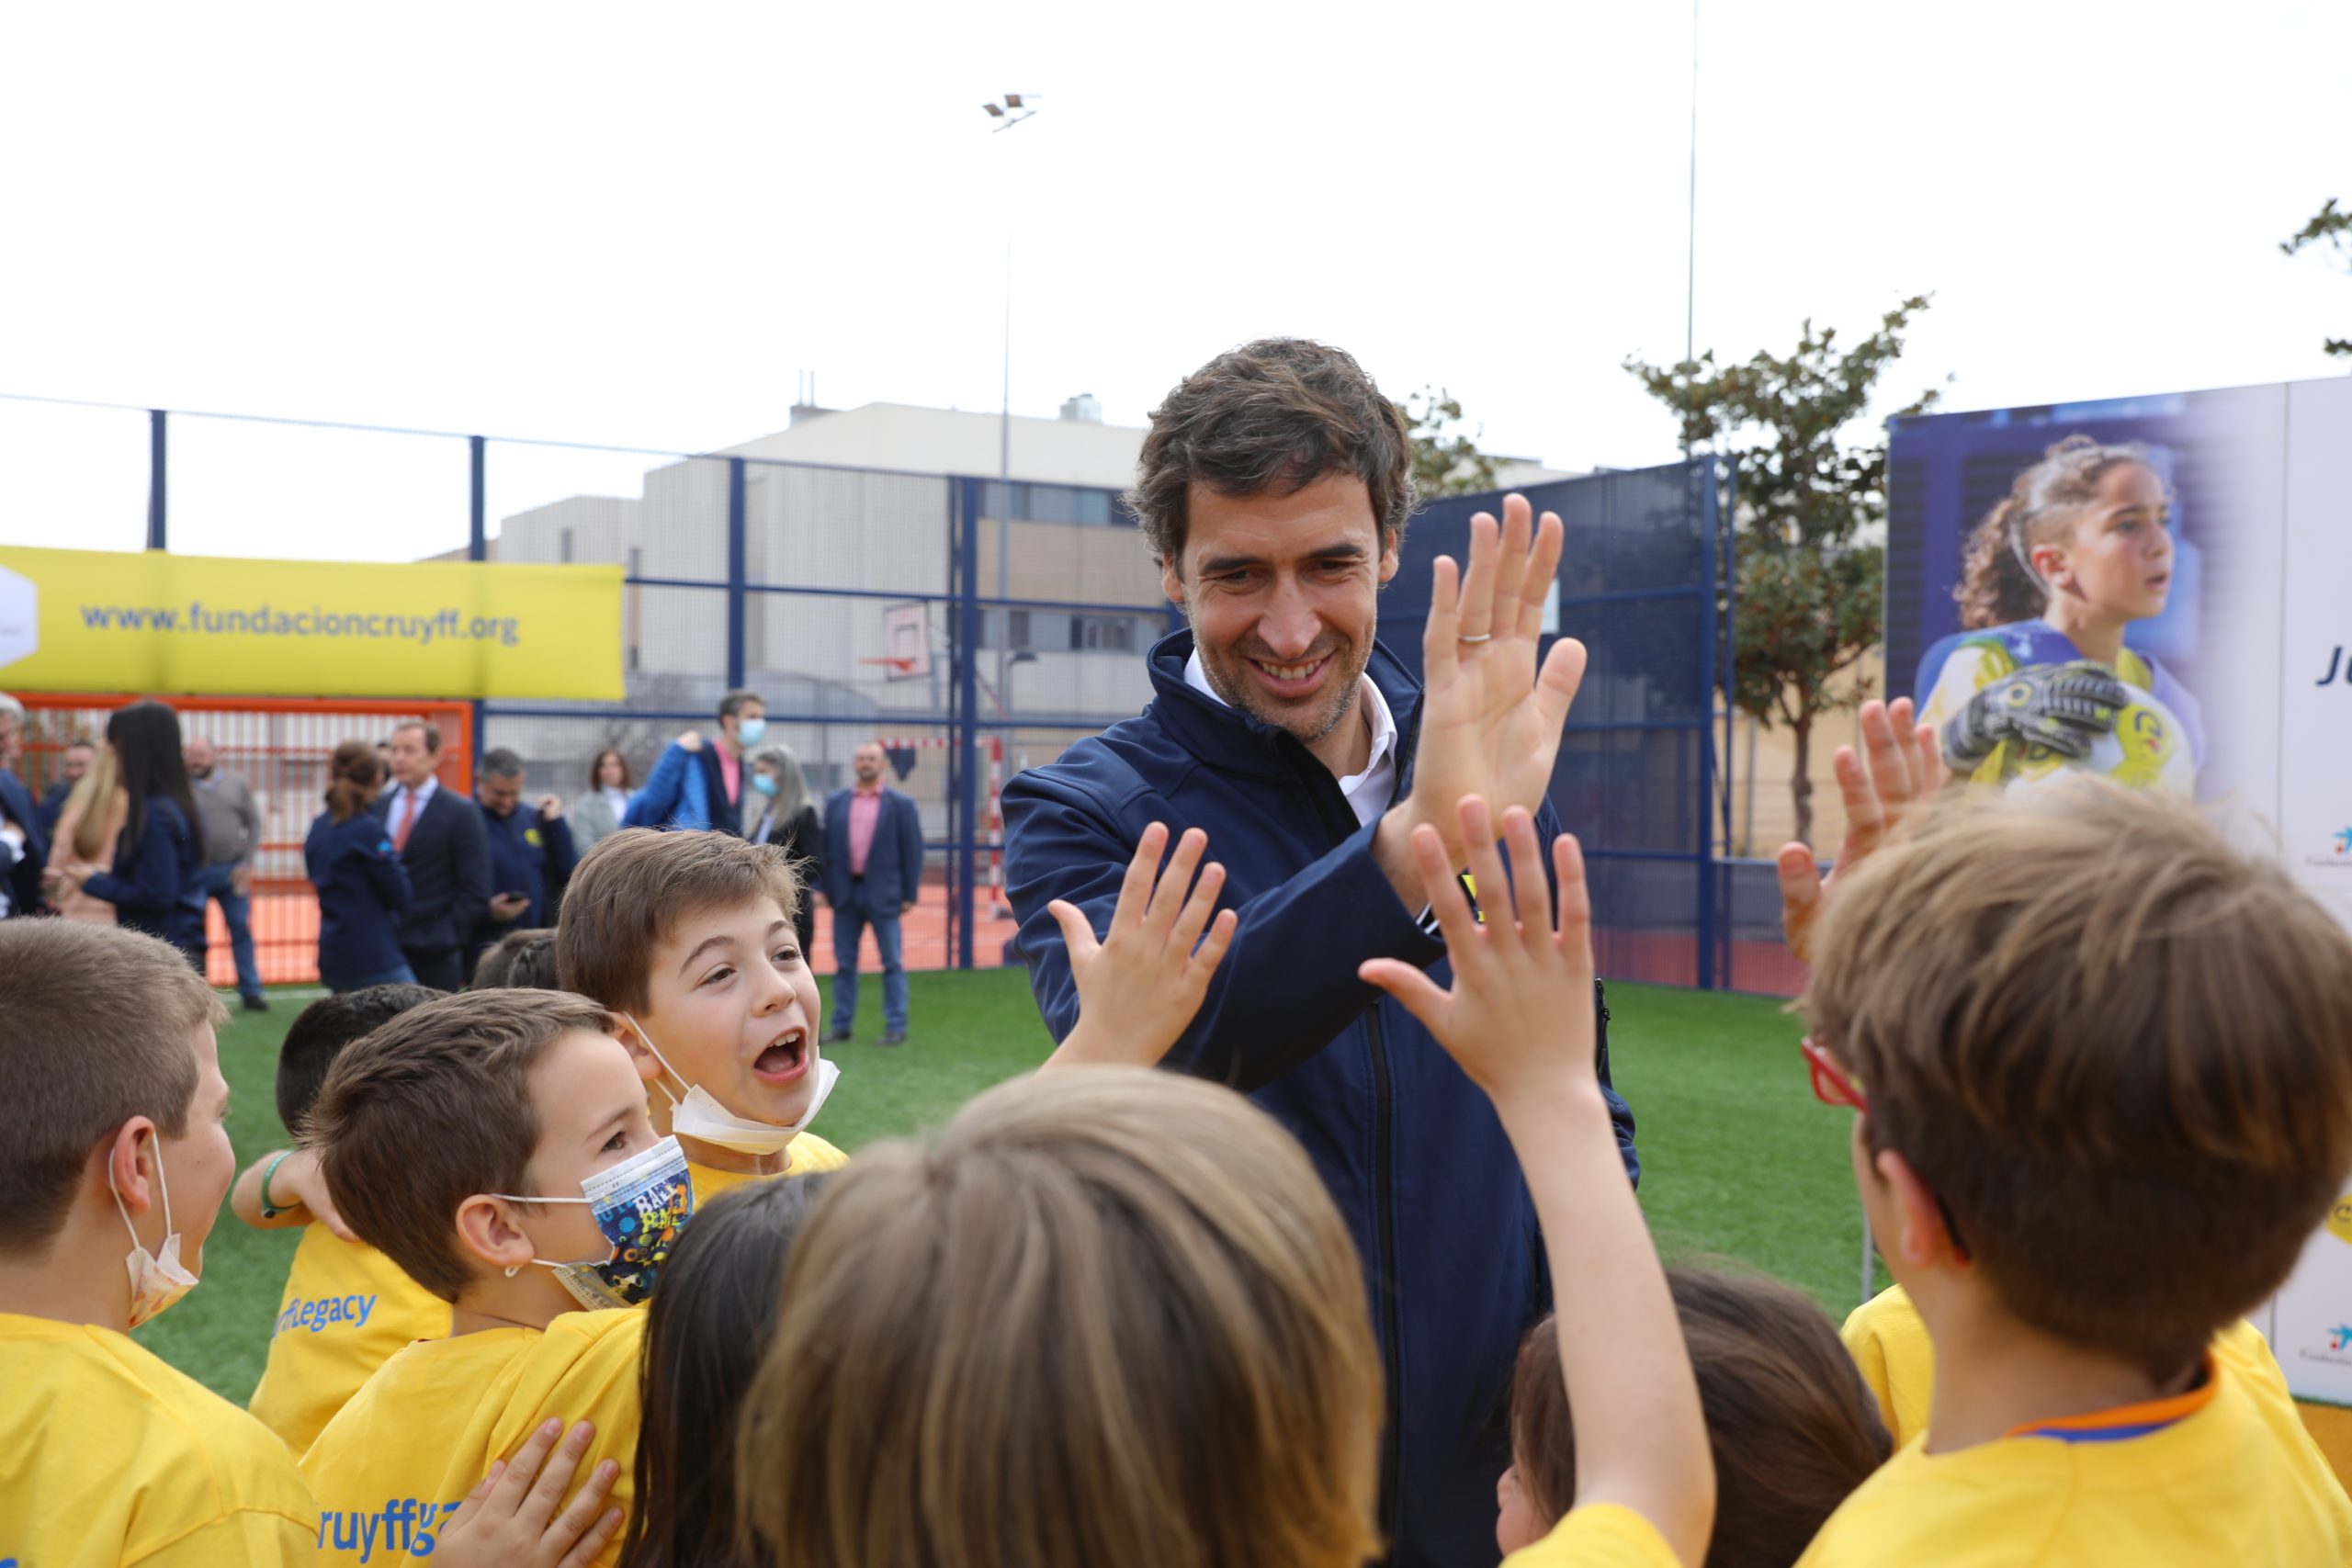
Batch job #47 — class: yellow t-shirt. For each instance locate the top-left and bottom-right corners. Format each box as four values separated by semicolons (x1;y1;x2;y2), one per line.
246;1221;452;1456
687;1132;851;1203
300;1308;646;1566
1501;1502;1682;1567
1802;1315;2352;1565
0;1312;318;1566
1842;1284;2297;1449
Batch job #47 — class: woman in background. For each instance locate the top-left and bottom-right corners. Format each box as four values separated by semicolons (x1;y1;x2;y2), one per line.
571;747;636;850
47;701;208;966
745;744;822;958
1917;434;2200;795
307;739;415;992
45;742;127;924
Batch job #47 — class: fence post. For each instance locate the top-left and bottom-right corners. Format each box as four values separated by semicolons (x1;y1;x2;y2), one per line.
1695;457;1719;991
469;435;488;777
146;409;167;550
726;458;748;692
956;477;982;970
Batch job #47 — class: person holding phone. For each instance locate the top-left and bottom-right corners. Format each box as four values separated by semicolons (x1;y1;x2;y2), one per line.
469;748;576;975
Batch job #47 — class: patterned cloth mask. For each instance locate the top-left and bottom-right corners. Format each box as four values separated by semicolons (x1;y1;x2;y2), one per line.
110;1145;199;1328
493;1135;695;1310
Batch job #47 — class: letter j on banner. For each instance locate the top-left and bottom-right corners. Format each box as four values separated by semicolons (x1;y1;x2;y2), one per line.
0;546;624;701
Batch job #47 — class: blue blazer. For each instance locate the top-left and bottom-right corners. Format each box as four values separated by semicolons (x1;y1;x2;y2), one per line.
820;787;922;909
307;810;413;984
0;770;49;919
1002;630;1637;1568
84;796;206;952
624;741;747;837
370;784;491;957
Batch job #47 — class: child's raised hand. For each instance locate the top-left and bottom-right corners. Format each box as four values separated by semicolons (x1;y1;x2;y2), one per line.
1360;797;1598;1111
1778;697;1945;963
429;1418;622;1568
1042;822;1238;1070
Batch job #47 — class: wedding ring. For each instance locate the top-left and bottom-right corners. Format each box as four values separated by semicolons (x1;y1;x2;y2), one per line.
1457;632;1494;644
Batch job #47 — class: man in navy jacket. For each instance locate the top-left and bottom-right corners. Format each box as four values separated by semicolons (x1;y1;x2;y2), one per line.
819;741;924;1046
468;748;578;976
371;720;492;991
1002;339;1634;1568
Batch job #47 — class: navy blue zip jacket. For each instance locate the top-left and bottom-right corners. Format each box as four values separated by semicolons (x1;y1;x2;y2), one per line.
307;810;413;986
84;796;207;955
477;802;577;934
1002;630;1636;1568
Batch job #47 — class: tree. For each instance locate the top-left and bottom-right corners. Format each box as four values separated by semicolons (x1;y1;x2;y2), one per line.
1627;296;1940;847
2279;197;2352;358
1396;386;1501;497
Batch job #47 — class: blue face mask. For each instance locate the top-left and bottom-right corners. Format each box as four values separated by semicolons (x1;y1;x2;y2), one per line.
750;771;779;798
493;1135;695;1309
735;716;767;747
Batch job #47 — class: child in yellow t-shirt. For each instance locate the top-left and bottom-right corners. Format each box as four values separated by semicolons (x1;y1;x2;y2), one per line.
1790;781;2352;1565
0;920;318;1565
298;988;675;1566
556;829;851;1200
230;984;451;1455
1499;1269;1890;1568
730;800;1717;1568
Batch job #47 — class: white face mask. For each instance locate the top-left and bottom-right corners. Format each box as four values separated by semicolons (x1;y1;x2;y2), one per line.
110;1144;199;1328
621;1012;839;1156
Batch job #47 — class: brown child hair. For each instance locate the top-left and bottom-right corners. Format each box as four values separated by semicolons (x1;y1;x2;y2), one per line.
735;1069;1382;1568
1955;434;2166;628
306;988;616;1302
556;829;802;1014
1510;1267;1891;1568
1804;781;2352;1381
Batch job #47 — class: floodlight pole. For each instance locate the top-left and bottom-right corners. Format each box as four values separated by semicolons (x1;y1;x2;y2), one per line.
983;96;1040;738
1682;0;1700;461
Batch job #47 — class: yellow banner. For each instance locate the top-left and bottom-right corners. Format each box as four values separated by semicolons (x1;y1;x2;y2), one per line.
0;547;623;700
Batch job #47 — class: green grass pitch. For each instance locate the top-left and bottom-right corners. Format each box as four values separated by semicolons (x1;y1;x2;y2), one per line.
140;972;1865;1404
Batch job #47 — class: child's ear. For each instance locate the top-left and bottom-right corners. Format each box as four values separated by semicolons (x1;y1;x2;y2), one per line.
1873;1147;1966;1270
611;1021;662;1084
455;1195;537;1275
103;1119;162;1219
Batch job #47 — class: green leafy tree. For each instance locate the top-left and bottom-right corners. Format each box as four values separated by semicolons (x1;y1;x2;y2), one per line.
1627;296;1939;847
1397;386;1501;498
2280;197;2352;358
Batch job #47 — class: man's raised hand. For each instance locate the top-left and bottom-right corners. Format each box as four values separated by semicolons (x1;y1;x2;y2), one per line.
1777;696;1947;964
1379;494;1585;901
1041;823;1238;1070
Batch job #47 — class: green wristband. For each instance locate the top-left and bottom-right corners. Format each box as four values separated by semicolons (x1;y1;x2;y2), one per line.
258;1151;295;1218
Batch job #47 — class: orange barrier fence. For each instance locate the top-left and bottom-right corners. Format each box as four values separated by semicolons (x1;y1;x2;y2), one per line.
17;694;476;987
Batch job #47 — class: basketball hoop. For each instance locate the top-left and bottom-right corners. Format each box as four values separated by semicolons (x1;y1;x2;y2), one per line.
860;656;921;677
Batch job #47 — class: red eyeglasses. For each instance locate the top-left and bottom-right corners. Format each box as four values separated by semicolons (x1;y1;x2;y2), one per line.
1802;1037;1869;1113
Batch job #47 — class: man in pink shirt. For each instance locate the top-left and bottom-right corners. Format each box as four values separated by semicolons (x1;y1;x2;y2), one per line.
818;741;923;1047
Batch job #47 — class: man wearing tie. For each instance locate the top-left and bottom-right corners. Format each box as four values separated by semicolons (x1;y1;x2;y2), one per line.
371;720;491;991
819;740;923;1048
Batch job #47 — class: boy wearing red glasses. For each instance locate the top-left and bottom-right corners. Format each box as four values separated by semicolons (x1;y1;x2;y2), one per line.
1791;779;2352;1565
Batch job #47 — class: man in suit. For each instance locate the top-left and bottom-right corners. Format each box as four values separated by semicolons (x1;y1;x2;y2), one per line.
819;740;922;1048
38;739;91;839
468;747;577;977
0;694;47;920
623;688;765;837
370;719;491;991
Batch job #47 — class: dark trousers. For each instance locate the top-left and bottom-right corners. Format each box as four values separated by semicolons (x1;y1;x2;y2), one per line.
829;879;908;1034
403;947;465;992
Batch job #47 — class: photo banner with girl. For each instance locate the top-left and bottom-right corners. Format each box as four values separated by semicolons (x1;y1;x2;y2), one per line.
1883;374;2352;1404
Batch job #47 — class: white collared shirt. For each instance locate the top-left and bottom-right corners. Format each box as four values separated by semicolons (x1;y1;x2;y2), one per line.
1183;649;1398;830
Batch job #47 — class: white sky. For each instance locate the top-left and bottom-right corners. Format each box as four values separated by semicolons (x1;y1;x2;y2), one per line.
0;0;2346;563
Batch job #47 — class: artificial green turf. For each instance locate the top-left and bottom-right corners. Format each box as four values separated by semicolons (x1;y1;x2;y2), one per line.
141;973;1865;1404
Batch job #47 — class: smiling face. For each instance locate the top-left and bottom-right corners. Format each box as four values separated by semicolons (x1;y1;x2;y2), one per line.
510;1027;663;1268
1162;472;1398;766
479;769;525;818
634;896;822;1143
2032;462;2173;626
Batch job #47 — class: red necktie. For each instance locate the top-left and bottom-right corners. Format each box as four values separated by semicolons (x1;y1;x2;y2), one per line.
393;790;420;852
